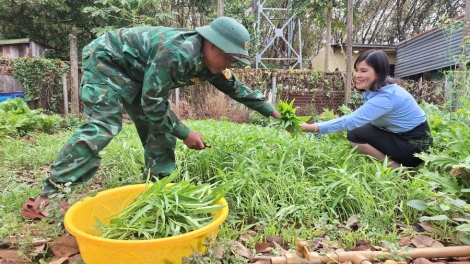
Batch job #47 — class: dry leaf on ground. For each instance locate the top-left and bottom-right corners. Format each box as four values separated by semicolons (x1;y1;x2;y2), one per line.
0;249;29;263
412;258;433;264
48;257;69;264
411;235;444;248
231;241;251;259
50;235;80;258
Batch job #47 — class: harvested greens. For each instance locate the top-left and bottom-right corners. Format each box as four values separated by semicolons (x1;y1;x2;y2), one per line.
94;173;229;240
275;99;312;137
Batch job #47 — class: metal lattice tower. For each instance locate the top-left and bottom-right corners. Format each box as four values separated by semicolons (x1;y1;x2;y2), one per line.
255;0;302;69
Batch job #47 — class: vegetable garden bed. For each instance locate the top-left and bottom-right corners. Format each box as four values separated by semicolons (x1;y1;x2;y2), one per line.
0;101;469;263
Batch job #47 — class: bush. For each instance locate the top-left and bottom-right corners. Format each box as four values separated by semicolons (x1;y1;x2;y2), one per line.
248;111;270;127
0;98;66;137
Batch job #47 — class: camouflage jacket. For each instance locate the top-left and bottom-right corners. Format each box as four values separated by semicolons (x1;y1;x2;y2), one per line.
81;26;275;139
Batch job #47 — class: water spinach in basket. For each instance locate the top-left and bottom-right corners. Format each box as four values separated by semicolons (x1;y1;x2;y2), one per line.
94;173;229;240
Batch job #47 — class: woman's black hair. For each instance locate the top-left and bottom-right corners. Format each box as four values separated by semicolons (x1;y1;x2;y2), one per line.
354;49;394;92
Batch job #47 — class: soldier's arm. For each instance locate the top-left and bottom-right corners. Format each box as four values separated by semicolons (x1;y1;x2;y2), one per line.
209;70;275;117
140;53;191;140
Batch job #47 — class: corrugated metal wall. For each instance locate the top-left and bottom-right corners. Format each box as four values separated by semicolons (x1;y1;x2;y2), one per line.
395;19;469;78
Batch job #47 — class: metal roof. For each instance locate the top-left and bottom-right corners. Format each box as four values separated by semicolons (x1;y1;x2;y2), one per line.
395;16;467;78
0;38;51;48
0;38;31;45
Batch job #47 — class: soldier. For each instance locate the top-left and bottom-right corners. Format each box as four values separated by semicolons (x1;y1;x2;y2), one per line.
23;17;281;216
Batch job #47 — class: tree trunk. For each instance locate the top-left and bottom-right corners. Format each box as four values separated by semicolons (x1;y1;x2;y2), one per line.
191;5;197;28
344;0;353;105
460;0;470;70
324;2;332;72
396;0;403;41
218;0;224;17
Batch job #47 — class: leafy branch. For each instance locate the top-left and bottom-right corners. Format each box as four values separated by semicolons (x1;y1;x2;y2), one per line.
11;57;68;112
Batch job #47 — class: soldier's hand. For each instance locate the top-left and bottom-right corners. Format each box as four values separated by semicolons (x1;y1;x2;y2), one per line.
183;131;206;150
271;110;281;119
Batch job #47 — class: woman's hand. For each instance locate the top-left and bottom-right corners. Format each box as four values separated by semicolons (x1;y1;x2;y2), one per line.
299;123;319;133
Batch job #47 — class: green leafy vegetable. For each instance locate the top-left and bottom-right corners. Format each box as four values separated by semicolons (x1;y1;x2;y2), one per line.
0;98;64;137
274;99;311;137
95;172;230;240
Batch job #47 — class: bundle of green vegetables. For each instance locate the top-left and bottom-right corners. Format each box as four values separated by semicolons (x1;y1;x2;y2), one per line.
95;173;229;240
274;99;312;137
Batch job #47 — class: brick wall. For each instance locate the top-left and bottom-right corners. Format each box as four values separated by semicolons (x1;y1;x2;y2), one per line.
279;90;347;116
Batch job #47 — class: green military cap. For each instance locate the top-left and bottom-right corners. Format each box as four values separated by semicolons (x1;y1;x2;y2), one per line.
196;16;251;65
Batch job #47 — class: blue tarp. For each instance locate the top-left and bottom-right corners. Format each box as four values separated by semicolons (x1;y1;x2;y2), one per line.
0;92;25;103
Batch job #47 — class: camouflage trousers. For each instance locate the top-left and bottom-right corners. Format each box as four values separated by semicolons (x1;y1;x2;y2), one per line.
41;70;176;195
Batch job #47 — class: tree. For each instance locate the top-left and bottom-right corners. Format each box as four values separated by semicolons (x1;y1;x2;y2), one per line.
345;0;353;104
344;0;465;44
218;0;224;17
1;0;464;68
83;0;175;37
325;0;333;72
0;0;99;60
294;0;343;69
460;0;470;70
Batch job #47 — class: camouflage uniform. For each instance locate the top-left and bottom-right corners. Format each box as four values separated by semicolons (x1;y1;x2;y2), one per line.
41;26;275;194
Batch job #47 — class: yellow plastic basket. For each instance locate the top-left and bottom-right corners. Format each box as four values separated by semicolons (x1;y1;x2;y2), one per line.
64;184;229;264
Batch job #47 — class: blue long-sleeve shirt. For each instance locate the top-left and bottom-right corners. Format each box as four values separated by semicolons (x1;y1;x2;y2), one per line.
318;84;426;134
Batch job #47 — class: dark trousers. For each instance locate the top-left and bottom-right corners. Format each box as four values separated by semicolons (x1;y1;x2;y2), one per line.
346;122;433;168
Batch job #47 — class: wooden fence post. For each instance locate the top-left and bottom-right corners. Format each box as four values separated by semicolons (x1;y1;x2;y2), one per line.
69;34;79;115
175;88;180;108
217;0;224;17
62;73;69;116
270;75;277;104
